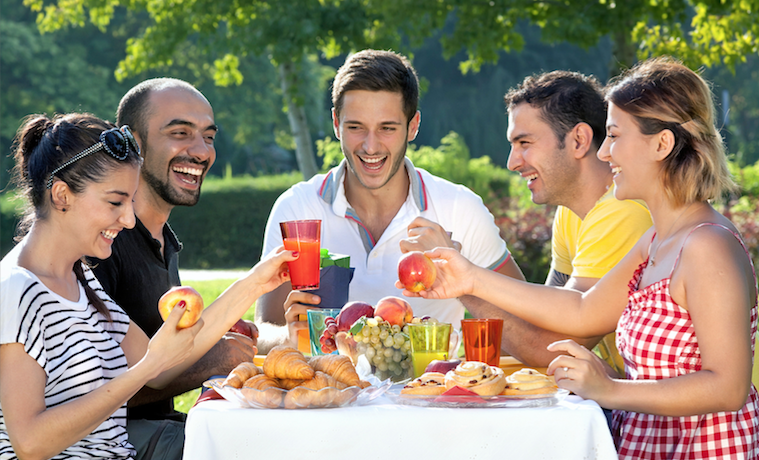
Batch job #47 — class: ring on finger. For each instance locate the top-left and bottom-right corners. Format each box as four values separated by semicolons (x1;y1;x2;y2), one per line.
563;367;569;379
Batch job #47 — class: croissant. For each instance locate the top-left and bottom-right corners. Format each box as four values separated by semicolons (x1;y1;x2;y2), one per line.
308;354;361;387
222;362;262;389
283;372;340;409
277;378;306;390
241;374;284;408
298;370;345;391
263;345;315;380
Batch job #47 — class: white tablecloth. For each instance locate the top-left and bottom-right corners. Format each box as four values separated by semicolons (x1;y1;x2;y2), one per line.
184;394;618;459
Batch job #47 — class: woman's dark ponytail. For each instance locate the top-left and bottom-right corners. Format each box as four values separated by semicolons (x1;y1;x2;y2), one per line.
73;259;112;322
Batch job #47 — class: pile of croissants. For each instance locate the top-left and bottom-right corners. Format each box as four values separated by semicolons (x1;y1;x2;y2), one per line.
221;345;372;409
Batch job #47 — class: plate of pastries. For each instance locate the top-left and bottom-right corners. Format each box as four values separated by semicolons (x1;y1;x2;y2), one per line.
389;361;568;408
205;346;392;409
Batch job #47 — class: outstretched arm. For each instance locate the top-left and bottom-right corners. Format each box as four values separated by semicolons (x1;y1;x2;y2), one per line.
132;247;296;388
402;245;637;338
547;225;756;416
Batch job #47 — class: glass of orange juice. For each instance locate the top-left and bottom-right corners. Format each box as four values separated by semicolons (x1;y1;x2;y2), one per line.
461;318;503;366
408;322;452;378
279;220;321;290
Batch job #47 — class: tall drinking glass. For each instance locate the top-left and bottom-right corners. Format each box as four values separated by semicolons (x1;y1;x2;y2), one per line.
307;308;342;356
279;220;321;290
461;318;503;367
408;322;452;378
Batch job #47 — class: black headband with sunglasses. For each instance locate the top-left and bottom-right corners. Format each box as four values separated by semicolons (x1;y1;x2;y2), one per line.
46;126;140;189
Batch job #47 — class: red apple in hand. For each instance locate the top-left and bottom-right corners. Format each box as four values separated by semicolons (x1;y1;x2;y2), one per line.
158;286;203;329
229;319;256;339
374;296;413;327
398;251;437;292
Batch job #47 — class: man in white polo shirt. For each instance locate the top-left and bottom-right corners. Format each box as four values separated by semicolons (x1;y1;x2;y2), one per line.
255;49;525;344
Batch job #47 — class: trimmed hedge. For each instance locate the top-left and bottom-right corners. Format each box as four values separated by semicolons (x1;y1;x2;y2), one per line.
168;173;300;269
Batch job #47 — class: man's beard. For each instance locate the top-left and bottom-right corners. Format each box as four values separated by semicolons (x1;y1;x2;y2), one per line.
141;145;204;207
142;167;202;207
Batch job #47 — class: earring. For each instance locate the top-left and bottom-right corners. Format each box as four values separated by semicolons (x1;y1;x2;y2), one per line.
62;207;67;212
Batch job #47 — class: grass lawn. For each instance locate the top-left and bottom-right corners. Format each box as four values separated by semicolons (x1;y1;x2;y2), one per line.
173;278;246;413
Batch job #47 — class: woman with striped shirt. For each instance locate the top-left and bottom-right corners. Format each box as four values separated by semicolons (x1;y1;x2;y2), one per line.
0;113;296;459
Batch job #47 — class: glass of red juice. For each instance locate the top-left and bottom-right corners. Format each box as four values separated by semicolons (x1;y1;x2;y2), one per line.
279;220;321;290
461;318;503;366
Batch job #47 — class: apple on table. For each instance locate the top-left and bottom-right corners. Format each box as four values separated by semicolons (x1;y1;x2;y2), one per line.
425;359;461;375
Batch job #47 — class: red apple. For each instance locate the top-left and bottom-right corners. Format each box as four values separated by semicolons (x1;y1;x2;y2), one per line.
374;296;413;327
335;301;375;332
229;319;256;339
158;286;203;329
398;251;437;292
425;359;461;375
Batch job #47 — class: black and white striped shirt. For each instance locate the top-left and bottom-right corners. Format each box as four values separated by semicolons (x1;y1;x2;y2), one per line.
0;259;134;459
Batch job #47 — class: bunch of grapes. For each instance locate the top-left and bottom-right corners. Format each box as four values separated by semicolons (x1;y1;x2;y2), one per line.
318;317;339;354
352;317;413;382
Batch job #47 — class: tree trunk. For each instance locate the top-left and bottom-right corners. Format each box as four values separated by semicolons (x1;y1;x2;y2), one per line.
610;29;638;77
279;61;318;180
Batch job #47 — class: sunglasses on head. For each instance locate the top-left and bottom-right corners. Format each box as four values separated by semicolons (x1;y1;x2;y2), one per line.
46;125;141;189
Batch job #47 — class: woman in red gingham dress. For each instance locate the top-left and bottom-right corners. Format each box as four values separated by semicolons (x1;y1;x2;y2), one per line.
614;224;759;459
401;56;759;460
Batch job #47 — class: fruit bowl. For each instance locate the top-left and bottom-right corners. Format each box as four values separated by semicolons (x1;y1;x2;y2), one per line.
336;316;414;383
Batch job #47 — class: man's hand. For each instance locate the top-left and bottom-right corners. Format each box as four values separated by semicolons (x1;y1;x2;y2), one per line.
401;217;461;253
283;290;320;348
228;319;259;345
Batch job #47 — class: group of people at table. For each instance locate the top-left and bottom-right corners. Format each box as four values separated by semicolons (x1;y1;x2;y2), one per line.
0;47;757;460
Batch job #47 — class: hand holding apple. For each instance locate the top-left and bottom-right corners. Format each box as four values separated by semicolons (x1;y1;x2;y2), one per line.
398;251;437;293
158;286;204;329
396;247;477;300
229;319;257;340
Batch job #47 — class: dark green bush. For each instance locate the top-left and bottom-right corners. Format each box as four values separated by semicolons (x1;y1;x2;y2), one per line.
0;193;24;257
169;173;300;269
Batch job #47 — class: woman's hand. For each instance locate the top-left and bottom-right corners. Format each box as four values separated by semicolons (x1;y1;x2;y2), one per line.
283;290;320;347
546;339;616;403
396;247;478;299
144;302;203;379
247;246;298;296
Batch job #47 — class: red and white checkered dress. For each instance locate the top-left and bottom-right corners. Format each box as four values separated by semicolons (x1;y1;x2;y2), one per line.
614;223;759;459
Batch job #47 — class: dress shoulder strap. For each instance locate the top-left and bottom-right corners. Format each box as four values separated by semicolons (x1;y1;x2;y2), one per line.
670;223;757;290
645;231;657;262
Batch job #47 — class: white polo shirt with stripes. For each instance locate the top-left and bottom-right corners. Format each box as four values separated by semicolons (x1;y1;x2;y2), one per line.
262;158;511;329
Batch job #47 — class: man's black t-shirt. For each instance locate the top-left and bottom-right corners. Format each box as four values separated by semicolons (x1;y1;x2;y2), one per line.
90;217;183;421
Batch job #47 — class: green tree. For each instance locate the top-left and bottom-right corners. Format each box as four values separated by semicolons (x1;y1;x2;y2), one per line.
439;0;759;75
1;0;308;189
0;0;122;188
20;0;759;178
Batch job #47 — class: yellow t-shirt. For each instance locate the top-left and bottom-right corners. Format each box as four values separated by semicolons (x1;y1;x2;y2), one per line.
551;184;652;375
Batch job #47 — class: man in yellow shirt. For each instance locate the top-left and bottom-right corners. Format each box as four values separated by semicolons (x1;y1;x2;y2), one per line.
465;71;652;374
